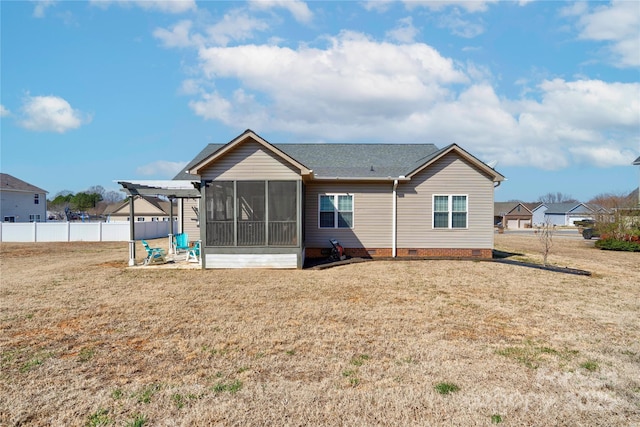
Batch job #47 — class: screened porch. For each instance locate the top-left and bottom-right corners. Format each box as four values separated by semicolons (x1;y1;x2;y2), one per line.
205;180;300;248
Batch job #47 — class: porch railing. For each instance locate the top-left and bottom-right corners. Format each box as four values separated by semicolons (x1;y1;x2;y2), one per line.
268;221;297;246
238;221;265;246
206;221;234;246
206;220;297;246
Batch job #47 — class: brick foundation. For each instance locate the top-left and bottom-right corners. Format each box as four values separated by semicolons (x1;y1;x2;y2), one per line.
305;247;493;259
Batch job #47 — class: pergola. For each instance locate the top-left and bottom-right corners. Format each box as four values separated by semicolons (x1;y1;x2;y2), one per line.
116;180;201;266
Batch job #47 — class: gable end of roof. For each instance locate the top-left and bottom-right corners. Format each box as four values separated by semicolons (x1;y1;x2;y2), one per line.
406;144;505;182
0;173;48;194
188;130;311;176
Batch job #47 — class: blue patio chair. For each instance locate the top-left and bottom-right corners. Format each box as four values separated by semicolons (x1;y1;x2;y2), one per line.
187;240;201;263
141;240;167;265
173;232;190;254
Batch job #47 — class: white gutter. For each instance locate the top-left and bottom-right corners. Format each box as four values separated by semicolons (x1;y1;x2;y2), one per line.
392;179;399;258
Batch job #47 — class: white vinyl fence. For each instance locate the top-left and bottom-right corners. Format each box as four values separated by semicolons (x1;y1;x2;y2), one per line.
0;221;178;242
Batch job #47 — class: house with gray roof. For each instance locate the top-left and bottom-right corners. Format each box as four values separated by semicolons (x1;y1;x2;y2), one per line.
531;202;596;227
0;173;48;223
103;196;176;223
494;201;539;229
634;156;640;206
169;129;504;268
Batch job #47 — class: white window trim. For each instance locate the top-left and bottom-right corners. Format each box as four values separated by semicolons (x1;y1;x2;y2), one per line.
432;194;468;229
318;193;354;229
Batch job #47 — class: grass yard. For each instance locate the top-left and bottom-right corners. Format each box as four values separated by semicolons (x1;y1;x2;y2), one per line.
1;235;639;426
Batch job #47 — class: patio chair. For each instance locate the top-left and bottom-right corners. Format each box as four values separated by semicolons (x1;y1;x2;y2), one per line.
173;232;190;254
186;240;201;263
142;240;167;265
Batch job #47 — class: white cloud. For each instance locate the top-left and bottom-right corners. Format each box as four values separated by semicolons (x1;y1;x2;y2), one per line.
437;9;485;38
33;0;56;18
559;1;588;17
249;0;313;24
90;0;196;14
178;79;202;95
532;79;639;130
205;9;269;46
573;0;640;67
19;95;91;133
569;145;638;168
192;31;468;132
0;105;10;117
361;0;395;13
153;20;198;48
154;11;269;49
404;0;498;13
159;19;638;170
386;17;419;43
136;160;188;177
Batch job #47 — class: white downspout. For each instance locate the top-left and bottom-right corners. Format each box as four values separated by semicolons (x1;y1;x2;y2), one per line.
392;179;398;258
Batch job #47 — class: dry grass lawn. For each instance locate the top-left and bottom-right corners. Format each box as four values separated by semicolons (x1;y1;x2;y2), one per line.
1;235;639;426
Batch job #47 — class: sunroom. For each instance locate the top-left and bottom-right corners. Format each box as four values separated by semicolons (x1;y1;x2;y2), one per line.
201;179;304;268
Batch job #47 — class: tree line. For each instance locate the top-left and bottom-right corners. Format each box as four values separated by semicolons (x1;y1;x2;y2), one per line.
47;185;125;220
508;190;638;209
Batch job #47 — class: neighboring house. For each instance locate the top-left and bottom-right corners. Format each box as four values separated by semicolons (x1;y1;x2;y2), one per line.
103;195;176;222
168;129;504;269
494;201;538;229
531;202;595;226
0;173;48;223
634;156;640;205
629;188;639;207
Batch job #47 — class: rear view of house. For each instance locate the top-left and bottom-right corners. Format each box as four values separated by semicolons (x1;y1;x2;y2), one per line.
172;130;504;268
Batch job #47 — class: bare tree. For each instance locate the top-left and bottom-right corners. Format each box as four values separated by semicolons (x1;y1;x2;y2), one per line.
538;192;578;204
589;192;639;239
103;190;125;204
537;217;555;266
588;192;635;211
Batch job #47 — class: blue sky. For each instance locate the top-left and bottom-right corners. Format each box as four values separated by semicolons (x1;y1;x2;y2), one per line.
1;0;639;203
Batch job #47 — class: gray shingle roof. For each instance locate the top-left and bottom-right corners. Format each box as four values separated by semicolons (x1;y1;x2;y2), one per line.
278;144;441;178
494;202;519;216
0;173;48;193
174;144;224;180
173;143;441;180
543;202;590;214
634;156;640;165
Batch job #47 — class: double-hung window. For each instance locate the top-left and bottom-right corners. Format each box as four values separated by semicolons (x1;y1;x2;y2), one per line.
433;195;467;229
319;194;353;228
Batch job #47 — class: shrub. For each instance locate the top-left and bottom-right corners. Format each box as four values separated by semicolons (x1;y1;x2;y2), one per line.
595;238;640;252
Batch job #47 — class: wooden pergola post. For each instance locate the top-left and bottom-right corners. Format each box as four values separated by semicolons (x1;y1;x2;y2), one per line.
128;195;136;266
168;197;175;254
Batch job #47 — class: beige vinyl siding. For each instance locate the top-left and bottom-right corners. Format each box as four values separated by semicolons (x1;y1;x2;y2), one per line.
200;140;301;181
108;198;171;222
179;198;200;239
305;182;393;248
397;153;495;249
